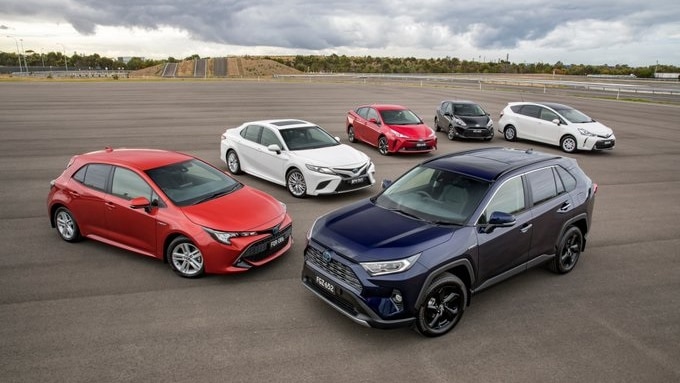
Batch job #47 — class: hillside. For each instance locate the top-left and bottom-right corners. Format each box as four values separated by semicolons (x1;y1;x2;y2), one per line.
130;57;302;78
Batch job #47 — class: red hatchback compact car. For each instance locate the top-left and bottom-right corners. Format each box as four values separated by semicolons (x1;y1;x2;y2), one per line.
47;148;292;278
346;104;437;155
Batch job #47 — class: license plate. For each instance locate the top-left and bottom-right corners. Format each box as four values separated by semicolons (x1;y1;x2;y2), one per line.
269;234;287;248
315;275;335;294
349;177;365;185
473;129;482;133
416;143;427;148
603;140;611;145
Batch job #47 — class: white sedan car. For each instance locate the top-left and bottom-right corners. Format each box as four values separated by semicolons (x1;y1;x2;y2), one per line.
498;102;615;153
220;119;376;197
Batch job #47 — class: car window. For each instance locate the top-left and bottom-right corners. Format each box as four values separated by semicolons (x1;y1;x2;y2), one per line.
366;108;380;122
554;107;593;123
518;105;541;118
380;109;421;125
281;126;339;150
356;107;369;119
111;167;153;200
481;176;525;223
539;108;559;122
442;102;453;115
376;166;489;225
74;163;112;192
241;125;262;143
146;159;241;206
526;168;558;205
454;103;485;116
556;166;577;192
260;128;281;147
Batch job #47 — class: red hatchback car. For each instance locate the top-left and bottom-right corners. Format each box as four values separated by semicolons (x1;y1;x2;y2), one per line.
47;148;293;278
346;104;437;155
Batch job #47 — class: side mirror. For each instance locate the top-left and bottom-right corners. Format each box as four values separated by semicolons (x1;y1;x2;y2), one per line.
481;211;516;233
551;118;561;125
130;196;152;213
369;118;380;125
334;136;341;142
381;179;393;189
267;144;282;154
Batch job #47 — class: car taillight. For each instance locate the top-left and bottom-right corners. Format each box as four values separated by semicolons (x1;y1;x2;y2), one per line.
593;183;598;194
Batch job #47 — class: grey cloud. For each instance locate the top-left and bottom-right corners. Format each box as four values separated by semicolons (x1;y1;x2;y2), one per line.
2;0;679;52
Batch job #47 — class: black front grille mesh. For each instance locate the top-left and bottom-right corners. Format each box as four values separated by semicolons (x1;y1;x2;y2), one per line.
305;245;362;291
241;225;292;263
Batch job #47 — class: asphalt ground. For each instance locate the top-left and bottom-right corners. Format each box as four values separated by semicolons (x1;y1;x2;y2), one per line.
1;80;679;383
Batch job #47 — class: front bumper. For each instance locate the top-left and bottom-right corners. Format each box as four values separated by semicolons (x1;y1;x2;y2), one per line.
300;241;418;329
452;125;494;139
391;138;437;153
581;136;616;151
305;165;376;196
202;217;293;274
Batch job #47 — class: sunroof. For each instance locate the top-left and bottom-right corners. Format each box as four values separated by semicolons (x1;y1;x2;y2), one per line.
272;120;307;127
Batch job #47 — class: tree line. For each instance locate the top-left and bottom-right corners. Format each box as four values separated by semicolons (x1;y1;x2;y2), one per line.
1;50;677;77
270;54;678;78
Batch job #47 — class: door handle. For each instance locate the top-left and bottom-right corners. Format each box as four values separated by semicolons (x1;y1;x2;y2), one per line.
520;223;533;233
558;201;572;213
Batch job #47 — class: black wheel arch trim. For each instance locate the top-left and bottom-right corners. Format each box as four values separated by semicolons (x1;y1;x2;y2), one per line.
414;258;475;308
556;213;589;252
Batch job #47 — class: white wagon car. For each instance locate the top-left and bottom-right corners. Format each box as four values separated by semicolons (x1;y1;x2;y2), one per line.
220;119;376;197
498;102;615;153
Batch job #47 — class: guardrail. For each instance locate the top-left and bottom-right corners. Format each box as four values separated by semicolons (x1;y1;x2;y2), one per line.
6;70;131;78
272;73;680;102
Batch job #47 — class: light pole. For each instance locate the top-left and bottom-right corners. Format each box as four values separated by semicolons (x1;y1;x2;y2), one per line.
58;43;68;72
5;35;23;73
19;38;29;71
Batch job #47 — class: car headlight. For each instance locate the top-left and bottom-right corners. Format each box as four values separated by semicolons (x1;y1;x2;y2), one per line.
577;127;596;137
204;227;258;245
454;117;466;126
305;164;336;175
486;119;494;128
391;130;408;139
360;253;420;276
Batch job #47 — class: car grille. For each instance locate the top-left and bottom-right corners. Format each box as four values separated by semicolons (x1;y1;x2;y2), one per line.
332;162;370;179
241;224;292;263
305;245;362;291
460;127;491;138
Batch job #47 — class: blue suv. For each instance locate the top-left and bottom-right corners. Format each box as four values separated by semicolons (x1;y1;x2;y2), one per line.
302;147;597;336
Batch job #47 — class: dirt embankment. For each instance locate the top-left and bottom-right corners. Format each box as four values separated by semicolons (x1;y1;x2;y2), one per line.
131;57;301;78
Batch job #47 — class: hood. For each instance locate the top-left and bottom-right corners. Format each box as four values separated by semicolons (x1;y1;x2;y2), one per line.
294;144;369;167
573;121;614;137
180;185;285;231
386;123;435;139
311;200;455;262
457;115;490;127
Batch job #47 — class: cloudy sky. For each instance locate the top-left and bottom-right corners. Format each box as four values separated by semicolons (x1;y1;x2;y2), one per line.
1;0;679;66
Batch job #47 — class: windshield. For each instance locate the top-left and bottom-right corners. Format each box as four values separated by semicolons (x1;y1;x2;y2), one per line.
375;165;490;225
280;126;340;151
146;159;241;206
454;103;487;117
380;109;423;125
555;107;594;123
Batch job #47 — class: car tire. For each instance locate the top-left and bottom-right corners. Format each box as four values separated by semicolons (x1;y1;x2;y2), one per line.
167;236;205;278
549;226;583;274
54;207;82;242
286;168;307;198
503;125;517;141
226;150;243;175
447;125;456;141
415;273;467;337
347;126;357;143
378;136;389;156
434;117;441;132
560;135;577;153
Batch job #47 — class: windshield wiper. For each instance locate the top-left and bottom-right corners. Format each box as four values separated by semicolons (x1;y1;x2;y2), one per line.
194;184;241;205
388;208;425;221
